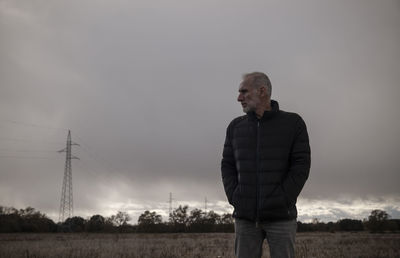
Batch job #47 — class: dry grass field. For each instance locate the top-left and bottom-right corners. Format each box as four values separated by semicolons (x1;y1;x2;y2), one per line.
0;232;399;258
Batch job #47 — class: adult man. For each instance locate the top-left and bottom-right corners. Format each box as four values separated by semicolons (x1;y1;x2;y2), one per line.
221;72;311;258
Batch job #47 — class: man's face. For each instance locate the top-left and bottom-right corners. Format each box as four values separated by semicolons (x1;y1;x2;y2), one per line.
237;79;262;113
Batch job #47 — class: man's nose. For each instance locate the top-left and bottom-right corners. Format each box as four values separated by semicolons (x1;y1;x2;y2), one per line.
237;94;243;102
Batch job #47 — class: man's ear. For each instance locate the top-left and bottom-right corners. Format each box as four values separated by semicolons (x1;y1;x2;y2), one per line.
259;86;267;97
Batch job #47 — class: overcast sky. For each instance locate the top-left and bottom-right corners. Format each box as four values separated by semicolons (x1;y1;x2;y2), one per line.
1;0;399;223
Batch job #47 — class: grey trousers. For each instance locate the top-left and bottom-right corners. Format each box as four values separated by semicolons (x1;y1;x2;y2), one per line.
234;218;297;258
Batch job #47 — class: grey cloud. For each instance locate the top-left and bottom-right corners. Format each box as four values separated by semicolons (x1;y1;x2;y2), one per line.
1;0;399;221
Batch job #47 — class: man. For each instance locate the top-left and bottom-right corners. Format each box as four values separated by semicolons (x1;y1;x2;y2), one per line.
221;72;311;258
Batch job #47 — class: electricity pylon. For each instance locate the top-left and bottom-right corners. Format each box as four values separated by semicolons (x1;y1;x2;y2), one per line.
169;192;174;217
58;130;79;222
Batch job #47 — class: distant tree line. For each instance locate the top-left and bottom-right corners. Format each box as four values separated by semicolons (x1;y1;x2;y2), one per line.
0;206;57;233
136;205;234;233
297;210;399;233
1;205;399;233
0;205;234;233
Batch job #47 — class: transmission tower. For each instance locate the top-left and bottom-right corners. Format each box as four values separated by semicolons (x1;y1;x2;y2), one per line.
58;130;79;222
168;192;174;218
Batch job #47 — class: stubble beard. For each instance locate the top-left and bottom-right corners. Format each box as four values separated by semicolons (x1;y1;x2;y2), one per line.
242;106;254;114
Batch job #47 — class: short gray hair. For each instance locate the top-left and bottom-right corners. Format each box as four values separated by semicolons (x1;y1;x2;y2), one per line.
243;72;272;97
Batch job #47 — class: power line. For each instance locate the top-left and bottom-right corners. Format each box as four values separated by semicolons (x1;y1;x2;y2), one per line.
0;148;57;153
0;137;64;145
74;161;116;186
0;119;68;132
0;155;58;160
1;119;123;178
72;132;121;176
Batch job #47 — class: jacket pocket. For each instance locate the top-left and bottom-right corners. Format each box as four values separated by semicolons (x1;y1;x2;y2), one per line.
278;185;290;210
231;185;240;206
275;186;292;218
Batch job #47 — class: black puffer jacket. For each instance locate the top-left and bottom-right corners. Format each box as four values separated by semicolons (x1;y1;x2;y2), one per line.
221;100;310;222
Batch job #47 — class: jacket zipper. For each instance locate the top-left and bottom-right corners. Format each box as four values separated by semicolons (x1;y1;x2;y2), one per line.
256;120;260;227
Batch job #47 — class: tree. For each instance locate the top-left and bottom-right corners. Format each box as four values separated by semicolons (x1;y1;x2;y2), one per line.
116;211;131;226
138;210;162;225
170;205;189;232
188;208;206;232
369;209;389;221
204;211;221;225
0;213;22;232
188;208;205;225
137;210;163;233
220;213;234;224
19;207;39;217
338;219;364;231
367;209;390;232
109;211;131;227
385;220;399;232
170;205;189;225
217;213;234;232
64;216;86;232
187;209;224;232
18;207;56;232
0;206;57;233
86;215;106;232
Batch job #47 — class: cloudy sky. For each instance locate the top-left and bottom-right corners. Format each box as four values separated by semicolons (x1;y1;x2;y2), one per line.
1;0;399;223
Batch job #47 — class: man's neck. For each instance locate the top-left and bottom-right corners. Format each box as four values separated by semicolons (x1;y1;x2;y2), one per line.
255;102;272;119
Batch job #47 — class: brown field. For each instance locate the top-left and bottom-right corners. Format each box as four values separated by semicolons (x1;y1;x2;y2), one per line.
0;232;399;258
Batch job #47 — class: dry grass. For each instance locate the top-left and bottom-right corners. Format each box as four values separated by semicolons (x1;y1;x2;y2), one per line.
0;232;399;258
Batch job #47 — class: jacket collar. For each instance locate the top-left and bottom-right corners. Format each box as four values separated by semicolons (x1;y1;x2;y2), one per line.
247;100;279;121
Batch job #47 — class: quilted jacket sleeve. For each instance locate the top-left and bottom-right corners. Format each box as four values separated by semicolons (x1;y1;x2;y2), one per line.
221;122;238;205
282;116;311;205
